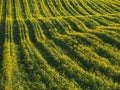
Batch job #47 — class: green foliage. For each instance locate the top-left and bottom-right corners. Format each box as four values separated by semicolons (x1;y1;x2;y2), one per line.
0;0;120;90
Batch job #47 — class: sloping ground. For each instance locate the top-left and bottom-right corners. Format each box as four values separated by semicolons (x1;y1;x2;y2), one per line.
0;0;120;90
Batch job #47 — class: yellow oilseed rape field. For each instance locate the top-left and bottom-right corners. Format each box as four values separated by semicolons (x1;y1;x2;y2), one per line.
0;0;120;90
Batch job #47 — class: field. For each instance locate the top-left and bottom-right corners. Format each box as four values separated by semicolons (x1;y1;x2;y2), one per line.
0;0;120;90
